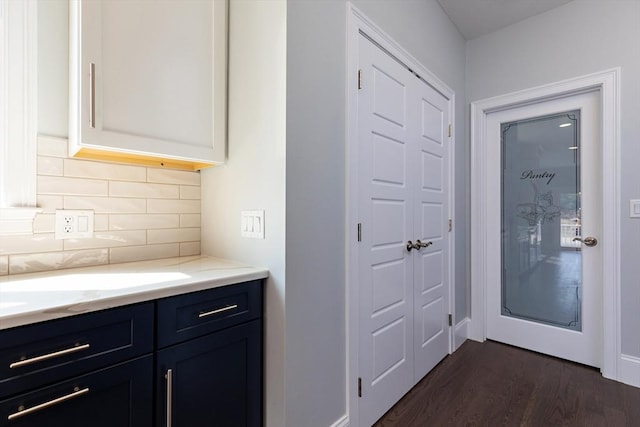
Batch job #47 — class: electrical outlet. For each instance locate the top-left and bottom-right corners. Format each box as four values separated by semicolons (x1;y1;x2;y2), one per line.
55;210;94;240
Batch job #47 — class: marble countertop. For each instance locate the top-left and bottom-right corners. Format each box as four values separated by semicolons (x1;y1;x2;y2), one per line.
0;256;269;330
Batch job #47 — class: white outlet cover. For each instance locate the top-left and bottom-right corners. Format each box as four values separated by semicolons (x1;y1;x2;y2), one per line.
55;209;95;240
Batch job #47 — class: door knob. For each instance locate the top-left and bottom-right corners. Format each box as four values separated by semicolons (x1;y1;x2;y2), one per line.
572;236;598;247
407;241;419;252
415;240;433;249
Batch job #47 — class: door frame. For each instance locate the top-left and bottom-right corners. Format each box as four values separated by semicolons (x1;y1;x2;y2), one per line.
469;69;621;380
346;4;456;426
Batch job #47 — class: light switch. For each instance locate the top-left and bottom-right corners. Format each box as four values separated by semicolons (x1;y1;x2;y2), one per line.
241;210;265;239
630;200;640;218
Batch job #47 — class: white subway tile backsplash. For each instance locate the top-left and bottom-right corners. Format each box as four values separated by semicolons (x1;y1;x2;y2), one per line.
0;256;8;276
37;195;64;213
109;181;179;199
64;196;146;214
180;185;201;200
110;214;179;231
0;234;62;255
4;137;201;276
180;242;201;257
110;244;180;264
64;159;147;182
147;168;200;186
9;249;109;275
147;228;200;244
38;156;64;176
38;176;109;196
33;214;55;234
94;215;109;231
180;214;201;228
63;230;147;251
37;135;69;157
148;199;200;214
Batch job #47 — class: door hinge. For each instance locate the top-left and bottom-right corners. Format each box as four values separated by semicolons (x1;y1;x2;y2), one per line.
358;377;362;397
448;124;452;137
357;223;362;242
358;69;363;90
448;219;452;232
448;314;453;327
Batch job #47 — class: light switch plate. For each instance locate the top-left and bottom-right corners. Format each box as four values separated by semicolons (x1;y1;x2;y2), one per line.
630;200;640;218
241;210;265;239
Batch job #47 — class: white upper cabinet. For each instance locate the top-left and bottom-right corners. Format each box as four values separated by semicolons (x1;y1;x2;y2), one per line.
69;0;228;170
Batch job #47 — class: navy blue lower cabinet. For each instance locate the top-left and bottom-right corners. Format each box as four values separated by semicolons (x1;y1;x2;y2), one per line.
0;355;153;427
156;320;262;427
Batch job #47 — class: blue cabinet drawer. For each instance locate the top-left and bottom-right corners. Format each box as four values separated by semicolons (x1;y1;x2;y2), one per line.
156;280;262;348
0;355;152;427
0;303;153;399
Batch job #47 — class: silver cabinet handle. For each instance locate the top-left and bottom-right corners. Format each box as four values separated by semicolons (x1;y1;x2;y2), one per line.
415;240;433;249
10;344;90;369
573;236;598;247
198;304;238;318
89;62;96;128
406;241;418;252
7;387;89;421
165;369;173;427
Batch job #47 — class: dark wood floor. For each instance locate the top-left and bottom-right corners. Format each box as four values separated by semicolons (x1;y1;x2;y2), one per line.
374;340;640;426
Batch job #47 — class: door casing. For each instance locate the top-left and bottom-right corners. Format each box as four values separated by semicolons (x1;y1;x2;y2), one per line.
346;4;456;426
469;69;621;381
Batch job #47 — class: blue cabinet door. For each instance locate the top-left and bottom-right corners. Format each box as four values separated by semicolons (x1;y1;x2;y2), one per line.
156;320;262;427
0;355;153;427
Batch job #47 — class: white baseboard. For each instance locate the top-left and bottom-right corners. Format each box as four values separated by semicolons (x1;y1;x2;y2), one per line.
454;317;470;350
330;414;349;427
618;354;640;388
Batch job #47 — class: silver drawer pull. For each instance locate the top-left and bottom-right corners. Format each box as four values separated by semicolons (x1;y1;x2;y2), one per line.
198;304;238;318
165;369;173;427
10;344;90;369
89;62;96;128
8;387;89;421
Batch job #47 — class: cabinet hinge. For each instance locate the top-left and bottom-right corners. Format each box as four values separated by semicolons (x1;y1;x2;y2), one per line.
358;69;363;90
448;219;452;232
358;377;362;397
448;124;452;137
357;223;362;242
448;314;453;327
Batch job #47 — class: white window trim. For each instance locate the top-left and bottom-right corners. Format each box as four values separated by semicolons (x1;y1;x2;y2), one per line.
0;0;40;235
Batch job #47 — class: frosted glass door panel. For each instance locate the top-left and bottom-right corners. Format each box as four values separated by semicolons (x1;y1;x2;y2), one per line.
501;111;581;331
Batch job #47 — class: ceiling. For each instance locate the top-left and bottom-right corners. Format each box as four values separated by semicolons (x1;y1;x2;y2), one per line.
437;0;573;40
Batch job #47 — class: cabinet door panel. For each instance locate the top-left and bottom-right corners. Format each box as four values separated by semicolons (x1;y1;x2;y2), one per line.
156;321;262;427
69;0;228;169
0;355;153;427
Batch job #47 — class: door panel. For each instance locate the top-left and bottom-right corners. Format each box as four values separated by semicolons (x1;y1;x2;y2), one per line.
358;34;414;427
412;78;449;382
358;33;451;425
486;91;602;368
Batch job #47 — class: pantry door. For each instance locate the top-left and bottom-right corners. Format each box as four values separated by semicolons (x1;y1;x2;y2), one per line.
356;32;451;426
485;91;602;367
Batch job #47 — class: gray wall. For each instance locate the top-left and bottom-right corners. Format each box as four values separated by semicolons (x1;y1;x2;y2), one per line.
466;0;640;357
285;1;347;425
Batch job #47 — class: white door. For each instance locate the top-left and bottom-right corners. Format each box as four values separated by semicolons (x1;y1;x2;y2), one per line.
412;79;450;382
357;33;450;426
485;91;602;367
